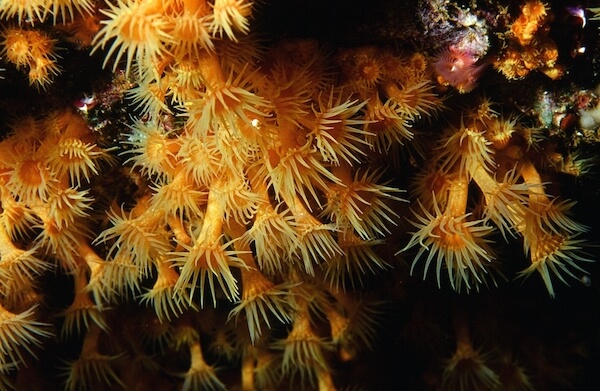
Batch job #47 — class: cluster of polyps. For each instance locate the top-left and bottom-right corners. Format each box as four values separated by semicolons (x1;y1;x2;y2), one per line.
0;108;115;384
91;38;427;387
0;0;431;387
401;98;591;296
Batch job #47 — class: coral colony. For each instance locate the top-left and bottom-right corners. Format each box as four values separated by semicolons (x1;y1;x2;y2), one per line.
0;0;598;390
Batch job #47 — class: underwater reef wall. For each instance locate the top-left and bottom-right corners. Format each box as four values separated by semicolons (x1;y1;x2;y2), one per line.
0;1;599;389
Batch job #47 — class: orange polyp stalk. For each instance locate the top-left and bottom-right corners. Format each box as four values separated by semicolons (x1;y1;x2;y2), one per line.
452;309;474;358
381;81;402;100
289;297;312;337
469;160;501;200
317;368;336;391
226;220;274;299
188;336;202;357
325;306;348;343
188;339;213;378
75;241;105;285
154;254;180;288
247;164;270;200
468;160;491;186
469;160;525;230
444;174;469;218
282;192;315;227
278;117;305;152
196;177;227;245
168;215;192;249
80;323;102;358
226;220;257;268
73;265;89;294
75;240;102;267
197;49;225;89
68;266;99;320
181;0;210;14
130;193;153;218
240;350;255;391
284;299;330;377
518;158;550;206
266;118;313;196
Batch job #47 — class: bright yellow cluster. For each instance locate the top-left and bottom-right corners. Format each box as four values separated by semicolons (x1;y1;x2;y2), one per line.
0;109;114;382
0;0;94;24
0;0;443;389
336;46;442;150
0;0;100;87
0;26;61;89
493;0;563;80
91;0;257;111
401;98;591;296
82;32;434;391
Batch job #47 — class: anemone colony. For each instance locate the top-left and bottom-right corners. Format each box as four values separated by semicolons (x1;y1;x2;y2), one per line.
0;0;597;390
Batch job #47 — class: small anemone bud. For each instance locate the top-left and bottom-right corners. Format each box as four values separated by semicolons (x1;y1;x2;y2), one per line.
1;27;31;67
484;116;517;150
